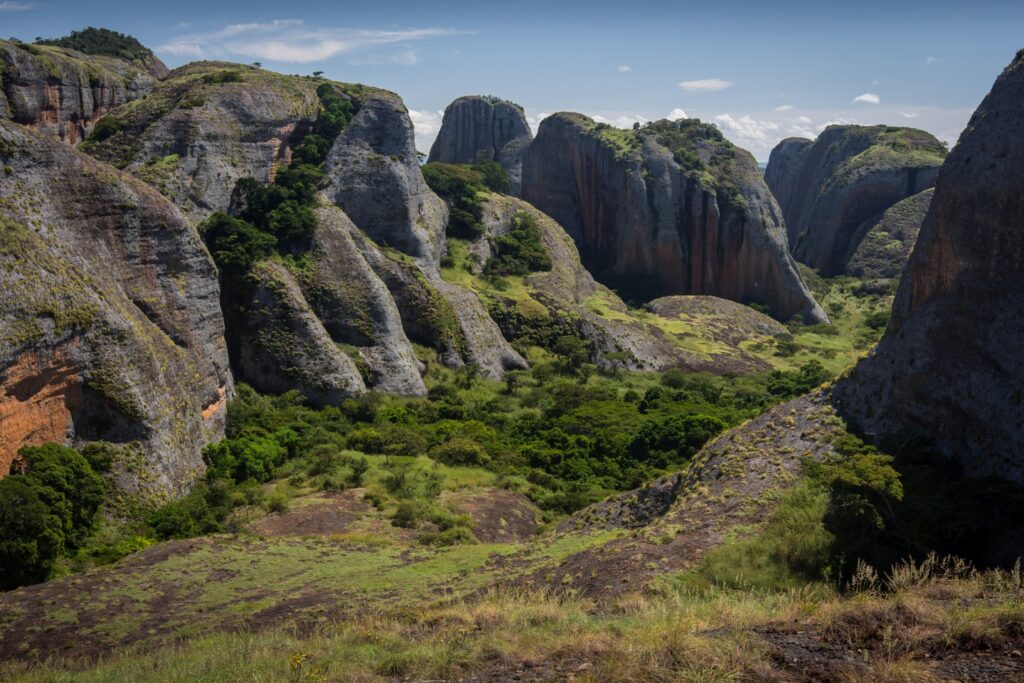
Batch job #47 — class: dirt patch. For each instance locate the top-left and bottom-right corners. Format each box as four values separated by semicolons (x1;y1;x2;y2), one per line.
444;488;541;543
248;490;372;537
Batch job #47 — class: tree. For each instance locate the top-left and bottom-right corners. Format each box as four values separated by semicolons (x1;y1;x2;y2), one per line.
553;335;590;371
0;478;65;589
14;444;106;547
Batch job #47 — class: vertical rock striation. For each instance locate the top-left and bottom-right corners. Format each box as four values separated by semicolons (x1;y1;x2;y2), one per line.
427;96;533;194
521;114;825;323
0;120;231;493
0;40;157;145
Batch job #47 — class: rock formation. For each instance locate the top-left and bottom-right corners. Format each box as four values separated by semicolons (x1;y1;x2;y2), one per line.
428;96;533;194
84;62;323;225
521;114;826;323
0;40;158;144
765;125;946;276
471;194;784;373
844;188;933;285
84;62;523;385
833;51;1024;482
0;120;231;494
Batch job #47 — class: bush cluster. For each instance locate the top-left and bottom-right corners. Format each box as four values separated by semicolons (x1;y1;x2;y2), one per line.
422;161;510;239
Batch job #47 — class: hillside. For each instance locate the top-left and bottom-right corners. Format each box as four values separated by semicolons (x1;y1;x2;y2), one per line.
1;24;1023;683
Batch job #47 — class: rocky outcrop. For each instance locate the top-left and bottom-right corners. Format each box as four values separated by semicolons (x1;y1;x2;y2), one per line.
521;114;825;323
0;120;231;494
844;188;933;284
471;194;782;373
833;52;1024;482
324;89;447;262
766;126;946;276
84;62;323;224
0;40;157;144
226;260;366;406
428;96;533;194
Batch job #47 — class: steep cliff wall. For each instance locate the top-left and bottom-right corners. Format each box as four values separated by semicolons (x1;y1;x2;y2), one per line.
833;52;1024;481
428;96;533;194
765;125;946;276
0;120;231;493
0;40;157;144
521;114;825;323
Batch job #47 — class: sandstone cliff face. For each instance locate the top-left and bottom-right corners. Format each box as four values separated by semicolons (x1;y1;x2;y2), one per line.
765;126;946;276
833;52;1024;482
0;41;157;144
521;114;825;323
84;62;323;225
844;188;933;284
428;96;533;194
0;120;231;494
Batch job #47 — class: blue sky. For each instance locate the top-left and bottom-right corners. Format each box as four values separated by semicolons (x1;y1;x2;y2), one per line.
3;0;1022;160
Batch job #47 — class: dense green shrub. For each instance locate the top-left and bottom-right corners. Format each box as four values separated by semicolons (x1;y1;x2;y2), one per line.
430;438;490;466
422;161;511;239
0;444;105;589
484;211;552;275
36;27;155;65
200;213;277;273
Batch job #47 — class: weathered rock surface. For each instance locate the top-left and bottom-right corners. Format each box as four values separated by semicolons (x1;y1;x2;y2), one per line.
521;114;825;323
306;206;426;397
324;89;447;262
833;52;1024;482
226;260;367;406
765;126;946;276
470;194;780;373
84;62;323;224
844;188;933;284
0;120;231;493
428;96;533;194
0;40;157;144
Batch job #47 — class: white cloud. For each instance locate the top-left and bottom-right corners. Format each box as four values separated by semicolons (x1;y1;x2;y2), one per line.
713;114;779;146
0;1;33;10
617;65;631;73
525;111;550;135
899;111;919;119
408;108;445;153
667;108;689;120
774;104;795;112
926;56;939;64
158;20;466;63
796;115;813;124
853;92;881;104
678;78;734;92
591;113;648;128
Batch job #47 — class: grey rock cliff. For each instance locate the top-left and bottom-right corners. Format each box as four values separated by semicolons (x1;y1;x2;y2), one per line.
833;52;1024;482
844;188;933;283
428;96;533;194
765;125;945;276
84;62;322;225
0;119;231;494
325;89;447;262
521;114;825;323
0;41;157;144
